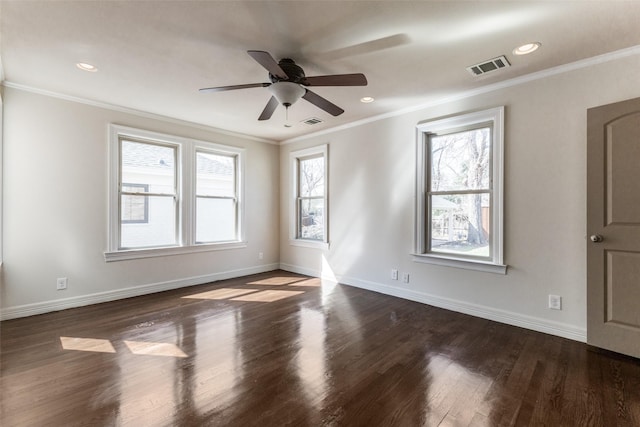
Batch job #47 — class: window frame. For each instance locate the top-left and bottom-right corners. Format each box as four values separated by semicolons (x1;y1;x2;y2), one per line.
106;125;245;262
414;107;506;274
290;144;329;249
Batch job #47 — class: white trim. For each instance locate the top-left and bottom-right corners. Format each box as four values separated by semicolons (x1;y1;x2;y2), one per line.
1;81;278;145
104;241;248;262
0;264;279;320
279;263;585;342
415;106;505;270
412;254;507;274
288;239;329;250
0;93;3;266
289;144;329;246
281;44;640;145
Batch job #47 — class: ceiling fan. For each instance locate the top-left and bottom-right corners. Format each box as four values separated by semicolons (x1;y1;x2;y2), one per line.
199;50;368;121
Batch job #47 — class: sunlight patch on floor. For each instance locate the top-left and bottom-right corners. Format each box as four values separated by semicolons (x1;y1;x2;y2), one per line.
181;288;259;300
124;340;188;358
246;277;306;286
231;290;304;302
291;278;322;287
60;336;116;353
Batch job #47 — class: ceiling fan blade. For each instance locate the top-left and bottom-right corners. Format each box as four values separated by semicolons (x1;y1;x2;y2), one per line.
302;89;344;116
302;73;368;87
199;83;269;93
258;96;279;121
247;50;288;80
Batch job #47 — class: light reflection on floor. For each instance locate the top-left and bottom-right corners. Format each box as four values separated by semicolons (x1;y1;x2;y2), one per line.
423;354;492;426
124;340;188;358
296;307;328;410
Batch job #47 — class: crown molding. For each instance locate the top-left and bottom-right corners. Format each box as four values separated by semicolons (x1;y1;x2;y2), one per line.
1;81;279;145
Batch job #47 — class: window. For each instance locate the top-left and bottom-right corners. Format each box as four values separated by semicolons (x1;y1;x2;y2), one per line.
195;150;237;243
290;145;328;248
415;107;506;274
119;140;177;248
107;125;245;261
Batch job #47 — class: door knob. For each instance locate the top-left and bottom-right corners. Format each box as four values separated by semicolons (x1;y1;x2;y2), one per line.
590;234;604;243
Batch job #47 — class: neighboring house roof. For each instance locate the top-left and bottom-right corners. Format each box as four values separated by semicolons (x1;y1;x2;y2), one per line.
122;139;233;176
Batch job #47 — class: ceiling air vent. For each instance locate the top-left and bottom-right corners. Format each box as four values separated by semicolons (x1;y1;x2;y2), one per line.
466;55;511;76
302;117;323;126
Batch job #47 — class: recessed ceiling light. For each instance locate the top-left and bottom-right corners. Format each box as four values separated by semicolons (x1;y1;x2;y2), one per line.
513;42;541;56
360;96;375;103
76;62;98;72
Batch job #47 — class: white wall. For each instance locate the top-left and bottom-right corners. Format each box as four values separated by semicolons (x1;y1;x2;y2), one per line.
279;53;640;341
1;87;280;318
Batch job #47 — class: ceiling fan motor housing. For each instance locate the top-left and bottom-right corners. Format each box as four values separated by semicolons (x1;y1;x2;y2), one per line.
270;58;306;83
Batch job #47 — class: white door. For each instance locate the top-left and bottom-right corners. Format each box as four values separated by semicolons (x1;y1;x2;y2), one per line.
587;97;640;358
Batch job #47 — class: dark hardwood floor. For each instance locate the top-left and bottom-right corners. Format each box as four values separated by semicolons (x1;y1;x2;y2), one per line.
1;270;639;426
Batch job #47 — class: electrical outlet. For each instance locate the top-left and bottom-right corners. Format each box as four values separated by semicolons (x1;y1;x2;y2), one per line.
402;273;410;283
258;252;264;260
391;269;398;280
56;277;68;290
548;294;562;310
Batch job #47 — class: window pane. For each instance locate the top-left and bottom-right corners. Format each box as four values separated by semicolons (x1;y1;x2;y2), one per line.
121;140;176;194
299;198;324;240
299;156;324;197
196;197;236;243
430;127;490;192
122;184;149;223
197;152;235;197
121;194;148;223
120;195;176;248
430;193;490;258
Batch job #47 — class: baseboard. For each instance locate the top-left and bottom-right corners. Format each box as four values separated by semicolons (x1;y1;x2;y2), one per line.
279;263;587;343
0;263;279;321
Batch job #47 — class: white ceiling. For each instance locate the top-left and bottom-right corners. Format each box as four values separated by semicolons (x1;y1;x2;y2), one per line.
2;1;640;142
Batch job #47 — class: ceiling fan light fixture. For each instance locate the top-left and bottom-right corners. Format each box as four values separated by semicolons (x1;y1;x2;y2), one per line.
268;82;305;106
360;96;375;103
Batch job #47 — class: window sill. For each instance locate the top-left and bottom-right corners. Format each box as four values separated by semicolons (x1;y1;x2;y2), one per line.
104;241;247;262
289;239;329;250
412;253;507;274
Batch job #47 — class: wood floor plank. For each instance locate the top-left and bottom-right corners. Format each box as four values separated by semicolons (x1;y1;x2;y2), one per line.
2;270;640;426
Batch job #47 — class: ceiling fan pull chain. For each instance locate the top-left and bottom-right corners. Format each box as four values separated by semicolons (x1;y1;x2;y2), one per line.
284;106;292;128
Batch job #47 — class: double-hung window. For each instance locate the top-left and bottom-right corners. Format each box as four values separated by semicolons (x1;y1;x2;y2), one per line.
106;125;244;261
195;150;238;243
119;139;178;248
290;144;328;248
415;107;506;273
